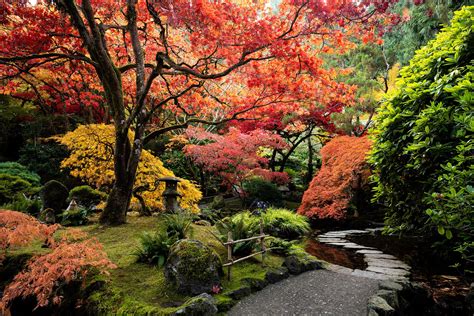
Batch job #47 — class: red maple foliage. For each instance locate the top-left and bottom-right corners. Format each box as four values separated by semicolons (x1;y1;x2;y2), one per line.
298;136;372;219
0;210;115;312
0;210;58;262
184;127;289;189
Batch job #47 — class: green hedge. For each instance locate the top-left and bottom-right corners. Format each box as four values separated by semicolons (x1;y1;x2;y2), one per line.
370;7;473;266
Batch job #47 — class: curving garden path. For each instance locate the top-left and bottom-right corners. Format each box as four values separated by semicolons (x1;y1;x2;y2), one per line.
228;269;379;315
229;229;411;315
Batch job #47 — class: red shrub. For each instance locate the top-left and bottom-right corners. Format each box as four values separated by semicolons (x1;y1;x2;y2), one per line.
0;210;115;311
298;136;372;219
0;210;58;262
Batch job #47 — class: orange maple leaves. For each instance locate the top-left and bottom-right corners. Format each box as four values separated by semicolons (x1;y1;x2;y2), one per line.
0;210;115;311
298;136;372;219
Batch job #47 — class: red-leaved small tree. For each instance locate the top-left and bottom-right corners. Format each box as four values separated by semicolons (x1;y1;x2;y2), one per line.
0;210;115;312
0;210;58;262
184;127;289;189
298;136;372;219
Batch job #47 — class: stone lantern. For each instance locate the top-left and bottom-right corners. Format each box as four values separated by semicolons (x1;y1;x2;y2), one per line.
158;176;182;213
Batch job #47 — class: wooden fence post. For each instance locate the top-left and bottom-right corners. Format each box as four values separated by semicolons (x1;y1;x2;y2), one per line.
227;231;233;281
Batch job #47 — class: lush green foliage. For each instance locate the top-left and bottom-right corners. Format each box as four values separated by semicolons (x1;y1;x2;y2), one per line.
262;208;310;240
383;0;470;66
18;141;70;184
68;185;106;210
242;177;283;206
163;214;193;240
134;231;178;266
0;162;41;187
61;207;90;226
215;212;259;257
0;174;39;205
40;180;69;215
370;6;474;266
1;195;42;216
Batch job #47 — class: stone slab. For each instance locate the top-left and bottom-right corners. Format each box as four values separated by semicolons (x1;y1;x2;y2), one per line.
365;259;410;270
356;249;384;254
343;244;374;250
366;266;410;276
317;238;346;243
363;253;398;260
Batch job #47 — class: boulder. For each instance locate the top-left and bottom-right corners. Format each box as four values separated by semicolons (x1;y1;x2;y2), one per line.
172;293;218;316
242;277;269;292
164;240;223;295
367;295;395;316
283;255;321;275
264;267;289;284
227;286;251;300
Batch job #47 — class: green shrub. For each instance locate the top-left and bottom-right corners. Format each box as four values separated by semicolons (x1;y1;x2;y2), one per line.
262;208;310;240
134;231;178;266
1;195;42;216
215;212;259;257
266;237;298;256
369;7;474;266
68;185;106;209
163;213;193;239
0;162;41;186
40;180;69;215
61;207;89;226
242;177;282;206
0;174;39;205
18;141;70;184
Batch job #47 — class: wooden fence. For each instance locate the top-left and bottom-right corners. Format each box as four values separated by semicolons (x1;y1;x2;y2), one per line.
222;218;267;280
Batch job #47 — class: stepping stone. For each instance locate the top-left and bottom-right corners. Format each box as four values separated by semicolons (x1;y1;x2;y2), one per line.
365;259;410;270
366;266;410;277
340;230;370;234
320;233;348;238
364;253;397;260
356;249;384;254
343;244;374;250
317;238;346;243
352;269;392;280
325;242;351;247
326;264;354;275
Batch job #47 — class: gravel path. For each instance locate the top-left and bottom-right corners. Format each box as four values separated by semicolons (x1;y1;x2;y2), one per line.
228;269;379;316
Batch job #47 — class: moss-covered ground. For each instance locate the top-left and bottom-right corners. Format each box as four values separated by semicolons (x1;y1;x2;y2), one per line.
80;216;285;314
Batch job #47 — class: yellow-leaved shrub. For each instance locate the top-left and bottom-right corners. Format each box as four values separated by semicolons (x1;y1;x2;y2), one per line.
55;124;202;213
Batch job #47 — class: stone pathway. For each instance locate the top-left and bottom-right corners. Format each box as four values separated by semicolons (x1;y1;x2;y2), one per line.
317;229;411;282
229;229;411;315
228;269;379;316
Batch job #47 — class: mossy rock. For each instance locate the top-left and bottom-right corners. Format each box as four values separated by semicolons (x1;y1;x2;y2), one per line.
40;180;69;215
164;240;223;296
171;293;217;316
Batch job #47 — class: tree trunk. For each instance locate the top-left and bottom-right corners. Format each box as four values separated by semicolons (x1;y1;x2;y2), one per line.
305;136;314;184
100;183;133;225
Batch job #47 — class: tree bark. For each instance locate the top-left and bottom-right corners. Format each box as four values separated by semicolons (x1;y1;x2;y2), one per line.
305;136;314;184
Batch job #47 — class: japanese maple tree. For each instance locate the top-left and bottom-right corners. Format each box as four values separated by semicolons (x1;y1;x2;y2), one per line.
184;127;289;190
1;0;401;224
298;136;372;219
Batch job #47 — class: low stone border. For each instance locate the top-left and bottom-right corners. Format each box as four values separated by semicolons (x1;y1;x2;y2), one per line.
173;253;323;315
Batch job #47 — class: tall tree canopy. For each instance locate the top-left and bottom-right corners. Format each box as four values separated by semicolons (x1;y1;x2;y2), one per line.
1;0;402;224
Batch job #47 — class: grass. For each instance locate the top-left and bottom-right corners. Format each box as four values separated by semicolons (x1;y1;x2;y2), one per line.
81;216;284;314
5;214;290;314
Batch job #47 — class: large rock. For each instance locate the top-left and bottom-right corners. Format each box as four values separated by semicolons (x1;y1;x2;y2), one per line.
164;240;223;295
367;295;395;316
172;293;218;316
